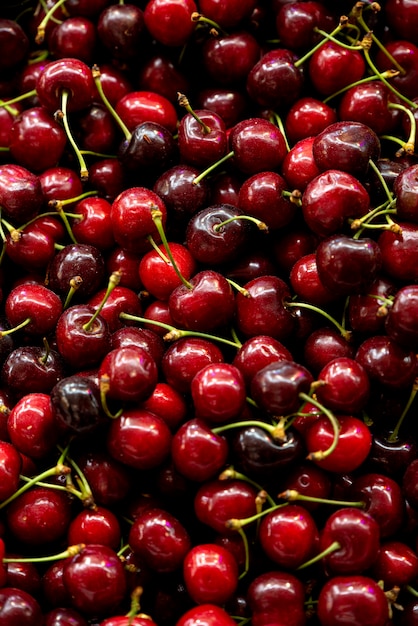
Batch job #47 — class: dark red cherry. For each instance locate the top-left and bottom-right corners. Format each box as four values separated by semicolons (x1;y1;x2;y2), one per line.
317;576;389;626
99;346;158;403
191;363;246;423
199;0;257;28
229;117;288;175
281;136;321;191
68;506;121;550
0;587;42;626
0;440;21;502
0;164;43;224
139;55;190;103
97;3;145;60
51;375;104;435
178;108;227;168
385;284;418;350
275;1;334;51
48;16;97;63
48;243;105;300
246;49;304;110
376;39;418;99
176;604;236;626
285;97;338;146
118;121;177;181
238;171;296;230
385;0;418;45
315;357;370;414
36;57;95;113
153;164;210;222
338;82;401;136
356;335;417;389
76;450;132;506
0;18;29;71
372;540;418;589
308;40;366;95
350;473;405;538
251;359;314;416
129;507;191;573
2;345;64;397
303;328;354;374
203;31;260;85
394;165;418;223
7;392;59;460
63;544;127;616
247;570;306;626
116;90;178;133
232;335;293;388
5;283;62;337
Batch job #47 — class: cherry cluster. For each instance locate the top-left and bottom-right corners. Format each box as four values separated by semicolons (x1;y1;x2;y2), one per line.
1;0;418;624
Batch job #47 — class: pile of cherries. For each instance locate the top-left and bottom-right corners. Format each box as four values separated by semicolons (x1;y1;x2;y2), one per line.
1;0;418;624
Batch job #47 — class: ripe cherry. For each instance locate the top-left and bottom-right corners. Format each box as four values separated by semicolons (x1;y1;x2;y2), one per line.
183;543;239;605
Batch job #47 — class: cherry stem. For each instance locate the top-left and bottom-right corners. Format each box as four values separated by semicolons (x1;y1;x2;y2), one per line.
219;466;276;507
178;92;211;134
191;11;227;36
0;464;71;510
0;90;37;108
278;489;365;508
268;111;290;151
213;215;268;232
49;190;98;209
323;70;399;104
294;17;351;68
297;540;341;571
193;150;234;185
92;65;131;141
368;159;394;202
407;585;418;598
39;336;51;365
388;379;418;442
363;47;418;110
212;420;286;442
150;209;193;289
227;278;250;298
83;271;121;332
118;312;241;349
388;102;416;154
299;391;341;462
58;90;89;182
147;234;170;263
286;300;351;341
0;317;31;338
57;445;96;508
99;375;124;420
36;0;67;43
63;276;84;309
353;2;406;74
4;544;85;564
226;502;288;531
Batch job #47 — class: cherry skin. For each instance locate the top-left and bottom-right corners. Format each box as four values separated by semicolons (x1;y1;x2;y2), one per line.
50;374;104;435
139;54;190;103
247;570;307;626
317;576;389;626
385;284;418;350
128;507;191;573
280;462;332;511
319;507;381;575
251;359;314;416
89;285;143;333
372;540;418;589
281;136;322;191
302;169;370;237
338;82;401;136
63;544;127;616
202;31;260;85
355;335;417;389
229;117;288;175
107;408;172;470
315;357;371;414
71;196;115;251
385;0;418;45
43;607;89;626
0;164;43;224
176;604;237;626
98;345;158;403
141;382;187;431
6;486;72;546
290;253;336;305
232;335;293;388
0;18;30;71
111;326;164;368
303;328;354;374
394;164;418;222
76;450;132;507
97;3;145;60
178;108;227;168
235;275;295;341
259;504;318;569
48;16;97;64
0;587;42;626
183;543;239;605
153;164;210;222
171;418;229;482
5;283;62;337
36;57;95;113
285;96;338;145
68;506;121;551
138;242;196;301
144;0;196;47
191;363;246;423
199;0;257;28
376;39;418;99
2;345;65;398
194;479;258;535
378;222;418;283
308;40;366;95
348;276;397;335
5;222;57;272
0;440;21;502
7;392;59;460
47;243;105;300
275;1;334;51
305;414;372;474
115;90;178;133
238;171;296;230
246;48;304;110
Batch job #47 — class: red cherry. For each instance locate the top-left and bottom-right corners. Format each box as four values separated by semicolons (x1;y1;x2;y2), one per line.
183;543;239;605
247;570;307;626
98;346;158;403
191;363;246;423
308;40;366;95
194;479;257;535
0;440;21;502
138;242;196;301
176;604;236;626
144;0;197;47
315;357;370;414
115;90;178;133
317;576;389;626
7;392;59;460
68;506;121;550
36;57;95;113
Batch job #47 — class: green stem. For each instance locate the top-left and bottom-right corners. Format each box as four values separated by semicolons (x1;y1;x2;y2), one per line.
237;527;250;579
388;379;418;443
213;215;268;232
354;8;405;75
286;301;351;341
151;209;192;289
212;420;284;441
299;392;340;462
297;540;341;571
368;159;394;203
294;19;354;68
323;71;398;104
225;502;288;531
4;544;84;564
59;90;89;182
388;102;416;155
83;271;121;332
178;93;211;134
219;466;276;507
363;48;418;110
0;464;70;510
278;489;365;508
0;90;37;108
92;65;131;141
193;150;234;185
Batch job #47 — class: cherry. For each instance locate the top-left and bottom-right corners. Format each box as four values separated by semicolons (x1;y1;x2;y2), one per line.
183;543;239;605
71;196;115;251
176;604;236;626
251;359;314;416
97;3;145;60
98;346;158;403
319;507;380;575
316;234;382;296
402;459;418;510
63;544;127;616
259;504;318;569
356;335;417;389
276;1;334;51
232;425;305;482
89;159;126;202
107;408;172;470
301;169;370;237
129;507;191;573
376;40;418;99
36;57;95;113
373;540;418;589
0;164;43;224
50;374;104;435
42;559;73;609
5;283;63;337
247;570;306;626
141;382;187;431
290;253;336;305
43;607;89;626
385;284;418;350
385;0;418;45
48;16;97;64
197;88;248;130
0;19;30;71
171;418;229;482
202;31;260;85
5;222;57;272
106;247;142;291
178;106;227;168
280;462;332;511
348;276;397;335
198;0;257;28
194;479;257;535
118;121;177;182
232;335;293;387
281;136;322;191
115;90;178;134
144;0;196;47
235;275;295;341
238;171;296;230
246;48;304;110
92;64;132;107
394;164;418;222
111;326;164;368
7;392;59;459
312;121;380;177
185;204;252;265
138;242;196;301
68;506;121;550
76;104;117;158
305;414;372;474
0;440;21;502
7;486;72;546
139;55;190;103
308;39;366;96
153;164;210;222
76;450;132;506
4;557;41;599
229;117;288;175
317;576;389;626
191;363;246;423
168;269;235;333
338;82;401;136
2;345;64;397
39;166;83;206
303;328;354;374
48;243;105;300
0;587;42;626
110;186;167;254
